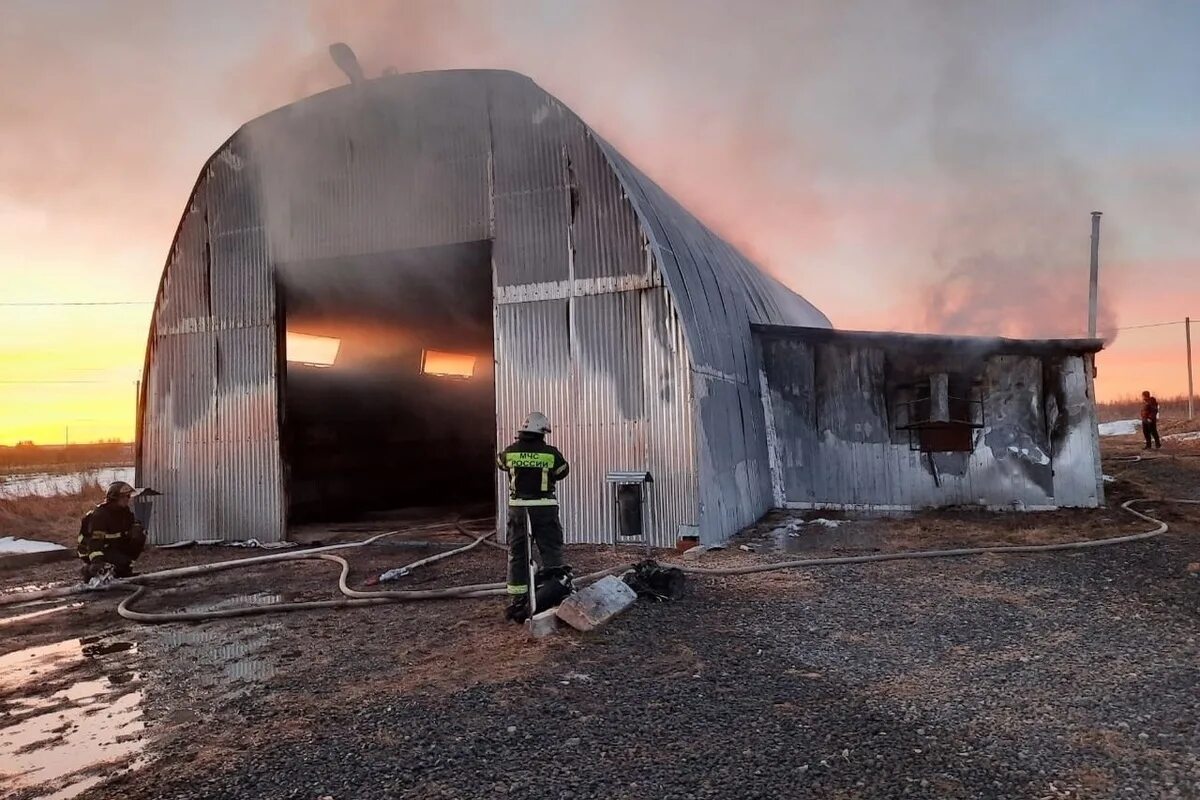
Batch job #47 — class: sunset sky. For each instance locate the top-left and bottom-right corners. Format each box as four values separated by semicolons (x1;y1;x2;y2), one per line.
2;0;1198;445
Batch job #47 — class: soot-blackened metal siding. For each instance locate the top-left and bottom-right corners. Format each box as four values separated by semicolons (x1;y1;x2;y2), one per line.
757;327;1104;510
596;142;830;542
137;141;285;544
137;69;825;546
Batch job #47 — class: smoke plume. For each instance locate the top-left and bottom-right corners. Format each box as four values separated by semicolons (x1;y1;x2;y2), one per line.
219;0;1117;339
1;0;1124;339
918;16;1116;340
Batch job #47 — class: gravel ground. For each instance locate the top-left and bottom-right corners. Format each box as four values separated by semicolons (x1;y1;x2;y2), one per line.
103;503;1200;797
7;450;1200;800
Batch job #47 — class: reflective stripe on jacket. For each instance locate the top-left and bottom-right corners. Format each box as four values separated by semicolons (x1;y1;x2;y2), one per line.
497;434;569;506
77;502;144;561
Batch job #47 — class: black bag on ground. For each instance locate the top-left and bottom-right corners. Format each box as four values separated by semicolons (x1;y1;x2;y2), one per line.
534;565;574;611
506;566;575;624
622;560;686;602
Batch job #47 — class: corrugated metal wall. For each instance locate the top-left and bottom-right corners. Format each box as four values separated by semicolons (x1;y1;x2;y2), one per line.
249;72;493;263
487;74;697;546
1049;356;1105;506
140;70;728;546
593;141;830;543
758;331;1103;510
147;68;1100;545
493;287;696;547
138;143;286;543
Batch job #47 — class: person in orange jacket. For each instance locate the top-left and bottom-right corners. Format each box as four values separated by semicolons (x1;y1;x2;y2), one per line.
1140;390;1162;450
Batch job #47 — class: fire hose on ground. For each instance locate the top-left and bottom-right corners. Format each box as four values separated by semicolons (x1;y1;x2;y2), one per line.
675;498;1198;577
0;499;1197;624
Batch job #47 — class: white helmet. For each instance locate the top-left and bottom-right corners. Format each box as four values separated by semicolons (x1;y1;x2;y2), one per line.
519;411;552;435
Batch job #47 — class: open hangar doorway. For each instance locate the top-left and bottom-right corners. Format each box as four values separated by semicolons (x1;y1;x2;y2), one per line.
275;241;496;528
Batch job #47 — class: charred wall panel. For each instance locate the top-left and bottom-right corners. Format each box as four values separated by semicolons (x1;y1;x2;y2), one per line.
250;73;491;264
758;338;817;505
138;140;284;544
142;329;219;542
214;326;285;539
759;331;1101;510
1048;356;1105;506
979;355;1053;505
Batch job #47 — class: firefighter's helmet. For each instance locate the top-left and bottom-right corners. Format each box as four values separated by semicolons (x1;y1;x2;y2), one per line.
519;412;552;436
105;481;137;501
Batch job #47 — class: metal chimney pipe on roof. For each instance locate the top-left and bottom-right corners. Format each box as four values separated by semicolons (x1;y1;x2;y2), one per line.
329;43;366;85
1088;211;1102;339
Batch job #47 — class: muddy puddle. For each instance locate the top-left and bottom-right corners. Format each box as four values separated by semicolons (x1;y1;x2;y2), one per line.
1;595;286;798
0;632;145;800
149;596;283;698
0;603;85;628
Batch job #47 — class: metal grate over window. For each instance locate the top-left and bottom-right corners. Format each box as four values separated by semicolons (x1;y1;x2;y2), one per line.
893;373;985;453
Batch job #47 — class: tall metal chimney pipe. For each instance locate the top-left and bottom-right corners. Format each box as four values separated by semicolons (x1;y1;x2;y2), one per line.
1088;211;1102;339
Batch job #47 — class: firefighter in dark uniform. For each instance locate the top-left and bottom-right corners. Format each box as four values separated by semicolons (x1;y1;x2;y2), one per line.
497;412;571;621
77;481;146;581
1141;390;1162;450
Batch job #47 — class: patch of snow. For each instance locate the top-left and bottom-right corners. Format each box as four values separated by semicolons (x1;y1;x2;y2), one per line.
1102;474;1116;483
1098;419;1140;437
781;517;847;534
0;466;134;499
379;566;412;583
158;538;296;550
0;537;67;554
1165;431;1200;442
1005;445;1052;465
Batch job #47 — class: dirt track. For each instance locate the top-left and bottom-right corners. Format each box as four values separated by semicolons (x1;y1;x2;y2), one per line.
2;439;1199;799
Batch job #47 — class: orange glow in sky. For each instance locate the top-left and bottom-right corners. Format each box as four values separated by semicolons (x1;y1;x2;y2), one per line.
0;303;148;445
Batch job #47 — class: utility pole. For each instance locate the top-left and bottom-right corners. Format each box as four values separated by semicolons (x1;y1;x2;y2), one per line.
1188;316;1195;421
65;425;69;448
1088;211;1102;339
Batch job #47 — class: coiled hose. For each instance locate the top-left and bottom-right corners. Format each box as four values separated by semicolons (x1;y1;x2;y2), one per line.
2;498;1196;624
673;498;1197;576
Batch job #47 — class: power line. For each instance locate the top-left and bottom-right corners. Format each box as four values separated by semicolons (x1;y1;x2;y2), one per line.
1063;318;1195;338
0;301;151;307
1108;319;1189;332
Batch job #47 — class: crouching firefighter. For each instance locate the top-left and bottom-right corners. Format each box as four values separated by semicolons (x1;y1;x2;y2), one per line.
77;481;146;581
497;412;573;622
